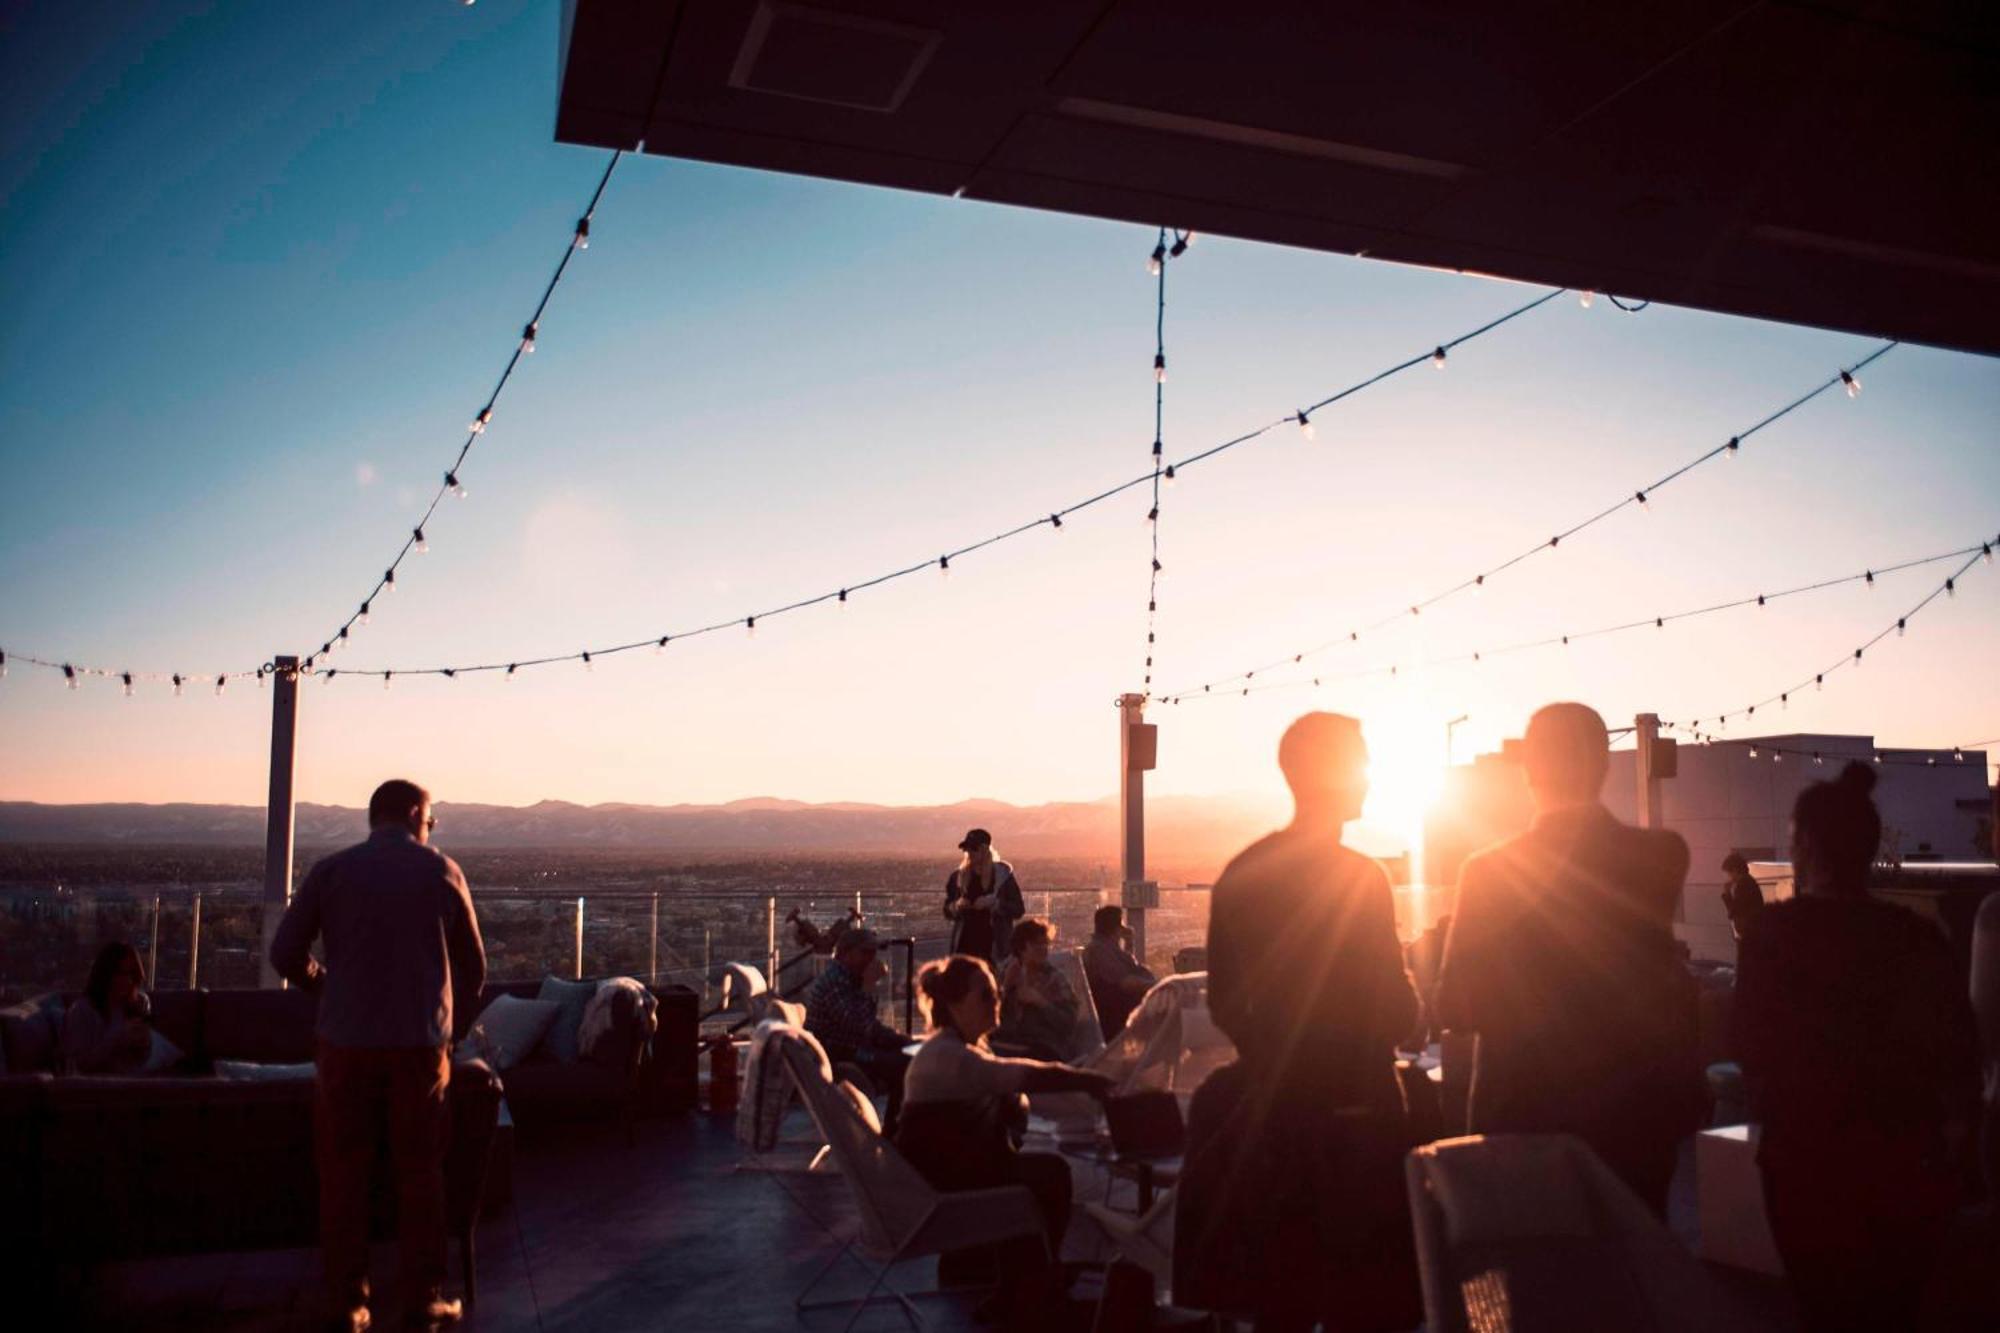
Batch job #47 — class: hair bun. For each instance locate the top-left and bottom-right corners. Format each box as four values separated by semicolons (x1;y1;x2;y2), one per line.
1835;760;1877;796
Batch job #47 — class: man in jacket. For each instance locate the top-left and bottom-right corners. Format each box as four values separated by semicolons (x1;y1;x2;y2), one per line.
1436;703;1698;1214
272;779;486;1333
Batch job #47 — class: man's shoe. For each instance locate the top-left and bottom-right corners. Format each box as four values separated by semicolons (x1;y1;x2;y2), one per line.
405;1297;463;1329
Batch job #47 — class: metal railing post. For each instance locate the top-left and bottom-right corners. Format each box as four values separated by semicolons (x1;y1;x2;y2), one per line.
649;891;659;986
574;896;585;980
148;894;161;989
188;892;203;990
766;896;778;986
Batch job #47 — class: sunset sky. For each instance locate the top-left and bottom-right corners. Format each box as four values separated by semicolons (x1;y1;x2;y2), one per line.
4;1;1997;852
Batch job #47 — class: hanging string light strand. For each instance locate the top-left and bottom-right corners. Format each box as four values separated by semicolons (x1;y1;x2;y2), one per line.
1163;340;1899;699
1162;533;1993;702
293;287;1579;683
298;151;623;673
1143;228;1189;695
1659;542;1993;740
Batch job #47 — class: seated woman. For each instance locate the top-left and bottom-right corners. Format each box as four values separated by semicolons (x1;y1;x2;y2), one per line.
896;954;1110;1324
62;942;155;1075
993;917;1081;1061
1737;763;1982;1332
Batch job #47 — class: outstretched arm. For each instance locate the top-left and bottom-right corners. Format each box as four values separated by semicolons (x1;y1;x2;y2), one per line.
270;860;327;992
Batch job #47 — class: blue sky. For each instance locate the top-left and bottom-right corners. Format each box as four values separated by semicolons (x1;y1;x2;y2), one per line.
3;0;1996;841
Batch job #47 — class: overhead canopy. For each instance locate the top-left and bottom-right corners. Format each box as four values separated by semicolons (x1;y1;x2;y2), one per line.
556;0;2000;356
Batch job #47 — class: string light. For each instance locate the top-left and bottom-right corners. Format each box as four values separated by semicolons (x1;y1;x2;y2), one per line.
1169;231;1191;257
1050;513;1063;530
938;554;950;578
573;216;590;250
521;321;538;355
1159;342;1899;700
446;471;466;500
1841;369;1861;398
1579;290;1595;309
1163;537;1989;704
414;528;428;554
1153;353;1166;383
63;664;78;690
121;672;133;696
172;674;184;697
655;636;669;654
1147;242;1165;276
214;675;226;696
469;407;492;435
19;285;1581;689
582;651;593;672
1296;410;1315;440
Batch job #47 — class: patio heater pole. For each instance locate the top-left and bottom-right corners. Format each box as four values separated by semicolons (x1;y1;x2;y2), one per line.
1118;693;1158;967
258;656;300;988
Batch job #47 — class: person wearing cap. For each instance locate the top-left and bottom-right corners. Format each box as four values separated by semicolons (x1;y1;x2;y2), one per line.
1436;702;1699;1215
802;927;912;1133
944;828;1025;967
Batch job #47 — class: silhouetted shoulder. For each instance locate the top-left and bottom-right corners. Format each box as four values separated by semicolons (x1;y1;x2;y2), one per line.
1332;842;1393;893
1214;831;1290;888
1618;823;1689;879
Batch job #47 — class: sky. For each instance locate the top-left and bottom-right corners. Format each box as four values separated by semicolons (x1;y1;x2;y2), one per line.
3;0;1997;853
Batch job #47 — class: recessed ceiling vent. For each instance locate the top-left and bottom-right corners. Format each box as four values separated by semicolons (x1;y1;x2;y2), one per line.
728;3;940;113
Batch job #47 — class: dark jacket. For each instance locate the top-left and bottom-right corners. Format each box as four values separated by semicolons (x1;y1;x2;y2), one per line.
943;861;1024;963
1436;803;1697;1207
271;827;487;1049
1206;827;1418;1110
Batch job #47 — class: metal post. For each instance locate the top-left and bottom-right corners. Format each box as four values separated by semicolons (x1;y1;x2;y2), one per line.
148;894;161;989
766;896;778;987
1119;693;1158;965
649;892;659;986
189;891;203;990
1634;713;1664;830
574;896;585;980
258;655;300;988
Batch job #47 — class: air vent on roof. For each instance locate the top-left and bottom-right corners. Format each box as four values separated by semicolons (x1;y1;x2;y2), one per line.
728;2;940;113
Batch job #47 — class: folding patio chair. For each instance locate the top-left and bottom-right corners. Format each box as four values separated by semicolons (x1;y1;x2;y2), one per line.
779;1039;1048;1330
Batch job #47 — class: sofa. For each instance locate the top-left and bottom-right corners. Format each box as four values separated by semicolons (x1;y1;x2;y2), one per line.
0;1063;502;1313
470;978;699;1134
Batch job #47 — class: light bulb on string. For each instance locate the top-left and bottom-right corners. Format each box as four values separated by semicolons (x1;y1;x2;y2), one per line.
505;664;517;681
1984;543;1994;565
655;637;669;655
1050;513;1063;531
573;216;590;250
582;651;593;672
939;555;951;578
121;672;134;696
1169;232;1190;257
1147;505;1159;525
1864;570;1874;588
1953;747;1964;763
470;407;492;435
1579;290;1595;309
214;676;226;697
385;569;396;594
1725;436;1739;459
1431;346;1447;370
1840;370;1861;398
1945;578;1956;598
446;471;466;500
414;528;428;554
1296;411;1314;440
746;617;757;638
62;664;78;690
172;674;184;697
837;588;849;607
1897;618;1906;637
257;668;266;690
1162;465;1176;487
359;602;371;626
323;669;336;685
1635;490;1648;511
521;321;538;355
383;672;393;690
1147;242;1165;276
1154;353;1166;383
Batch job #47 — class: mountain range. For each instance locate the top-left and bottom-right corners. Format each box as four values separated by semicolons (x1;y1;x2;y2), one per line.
0;793;1286;867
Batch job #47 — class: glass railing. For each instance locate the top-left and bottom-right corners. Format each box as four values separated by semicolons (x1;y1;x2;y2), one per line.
0;881;1222;1027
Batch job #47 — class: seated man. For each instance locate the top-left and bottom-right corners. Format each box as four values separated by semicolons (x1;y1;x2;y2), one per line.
1082;905;1156;1039
993;917;1080;1060
802;928;911;1133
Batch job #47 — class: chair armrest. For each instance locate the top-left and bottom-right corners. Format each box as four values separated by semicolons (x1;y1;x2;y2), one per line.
906;1184;1047;1257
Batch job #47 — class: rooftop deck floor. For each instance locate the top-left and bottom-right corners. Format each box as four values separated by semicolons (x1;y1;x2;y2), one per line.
75;1108;1807;1332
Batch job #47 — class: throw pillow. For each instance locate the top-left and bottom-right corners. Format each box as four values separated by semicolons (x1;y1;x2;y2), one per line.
139;1028;186;1074
473;994;562;1072
213;1058;314;1081
536;975;597;1065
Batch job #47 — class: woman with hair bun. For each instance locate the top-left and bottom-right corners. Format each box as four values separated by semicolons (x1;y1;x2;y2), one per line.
1736;762;1982;1332
895;954;1110;1324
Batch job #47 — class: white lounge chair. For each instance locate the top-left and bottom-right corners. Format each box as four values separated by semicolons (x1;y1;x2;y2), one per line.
1083;1186;1176;1298
1406;1134;1759;1333
779;1038;1048;1330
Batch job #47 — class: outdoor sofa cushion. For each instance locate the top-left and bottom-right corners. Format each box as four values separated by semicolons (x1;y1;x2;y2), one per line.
536;975;597;1063
0;996;62;1074
472;994;561;1071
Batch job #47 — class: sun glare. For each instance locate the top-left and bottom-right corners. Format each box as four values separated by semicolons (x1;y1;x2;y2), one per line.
1360;705;1449;870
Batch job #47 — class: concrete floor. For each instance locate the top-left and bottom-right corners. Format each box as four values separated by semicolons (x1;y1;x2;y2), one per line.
65;1110;1810;1333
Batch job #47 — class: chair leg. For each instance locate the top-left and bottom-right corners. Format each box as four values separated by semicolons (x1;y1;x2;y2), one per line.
794;1239;858;1309
840;1256;917;1333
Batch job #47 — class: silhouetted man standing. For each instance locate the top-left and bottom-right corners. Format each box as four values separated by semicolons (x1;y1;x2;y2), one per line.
272;780;486;1333
1437;703;1698;1214
1178;713;1420;1332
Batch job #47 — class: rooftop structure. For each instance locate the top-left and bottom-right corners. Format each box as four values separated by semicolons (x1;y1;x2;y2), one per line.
556;0;2000;355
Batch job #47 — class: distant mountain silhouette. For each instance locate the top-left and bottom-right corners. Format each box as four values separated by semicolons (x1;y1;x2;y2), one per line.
0;794;1283;867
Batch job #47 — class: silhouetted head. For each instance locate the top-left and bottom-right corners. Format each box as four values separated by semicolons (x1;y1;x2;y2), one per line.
85;941;145;1017
833;927;881;977
1721;851;1749;876
917;954;998;1042
1790;762;1880;897
1010;916;1055;966
1278;712;1369;824
1521;703;1610;811
1093;905;1124;938
368;779;432;844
